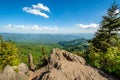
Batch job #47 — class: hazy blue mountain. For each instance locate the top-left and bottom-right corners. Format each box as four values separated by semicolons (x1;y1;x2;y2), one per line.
0;33;94;43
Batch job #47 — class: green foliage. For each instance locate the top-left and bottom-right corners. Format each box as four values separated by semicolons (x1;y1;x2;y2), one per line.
104;47;120;73
35;46;49;69
87;47;120;77
87;2;120;78
91;2;120;52
0;38;20;71
16;42;60;66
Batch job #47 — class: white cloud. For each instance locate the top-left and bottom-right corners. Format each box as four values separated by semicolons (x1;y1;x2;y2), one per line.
23;3;50;18
32;3;50;12
2;24;58;33
43;26;58;31
0;23;99;34
75;23;99;29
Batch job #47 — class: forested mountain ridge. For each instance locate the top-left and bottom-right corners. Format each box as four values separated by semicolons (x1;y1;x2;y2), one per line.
58;38;89;55
0;33;94;43
58;38;88;48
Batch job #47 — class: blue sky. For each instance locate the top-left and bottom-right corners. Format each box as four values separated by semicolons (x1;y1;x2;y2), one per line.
0;0;120;34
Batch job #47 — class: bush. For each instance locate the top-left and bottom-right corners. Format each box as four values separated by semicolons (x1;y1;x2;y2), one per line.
0;39;20;71
87;46;120;77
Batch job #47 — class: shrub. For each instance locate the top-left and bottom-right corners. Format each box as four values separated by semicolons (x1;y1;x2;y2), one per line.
0;39;20;71
87;46;120;77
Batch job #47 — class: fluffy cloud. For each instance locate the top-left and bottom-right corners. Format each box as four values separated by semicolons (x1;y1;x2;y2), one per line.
0;23;99;34
32;3;50;12
2;24;58;33
75;23;99;29
23;3;50;18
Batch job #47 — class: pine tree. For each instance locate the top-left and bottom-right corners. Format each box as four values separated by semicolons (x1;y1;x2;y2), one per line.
87;2;120;77
92;3;120;52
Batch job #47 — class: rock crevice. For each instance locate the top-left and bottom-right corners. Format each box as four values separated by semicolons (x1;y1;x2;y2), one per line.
32;48;117;80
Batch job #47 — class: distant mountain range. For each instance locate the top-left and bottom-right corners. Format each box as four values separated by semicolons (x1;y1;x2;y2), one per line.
58;38;89;51
0;33;94;43
58;38;88;47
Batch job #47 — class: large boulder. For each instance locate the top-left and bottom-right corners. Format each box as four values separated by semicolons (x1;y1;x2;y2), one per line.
18;63;29;74
32;48;118;80
2;65;17;80
16;63;30;80
0;63;30;80
16;71;29;80
0;73;4;80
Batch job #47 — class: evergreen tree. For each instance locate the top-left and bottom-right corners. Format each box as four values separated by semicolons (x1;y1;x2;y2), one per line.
92;3;120;52
87;2;120;78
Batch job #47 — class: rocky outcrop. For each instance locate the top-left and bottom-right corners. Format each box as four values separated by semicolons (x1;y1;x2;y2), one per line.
18;63;29;73
32;48;118;80
0;63;31;80
0;48;118;80
17;63;30;80
28;53;35;70
2;65;17;80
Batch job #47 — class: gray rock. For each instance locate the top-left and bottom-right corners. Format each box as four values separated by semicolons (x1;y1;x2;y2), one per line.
27;70;34;80
0;73;4;80
32;48;118;80
0;63;30;80
3;65;17;80
16;72;29;80
18;63;29;74
28;53;35;70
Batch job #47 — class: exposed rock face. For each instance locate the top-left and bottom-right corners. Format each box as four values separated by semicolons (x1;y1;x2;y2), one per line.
18;63;29;73
32;48;117;80
0;63;30;80
16;71;29;80
17;63;30;80
2;65;17;80
28;53;35;70
0;48;117;80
